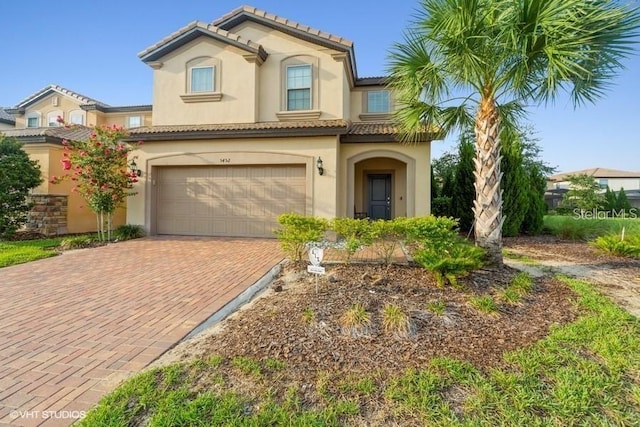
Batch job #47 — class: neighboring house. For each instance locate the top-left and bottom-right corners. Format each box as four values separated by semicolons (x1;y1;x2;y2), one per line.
2;85;152;234
0;108;15;130
546;168;640;209
124;6;434;238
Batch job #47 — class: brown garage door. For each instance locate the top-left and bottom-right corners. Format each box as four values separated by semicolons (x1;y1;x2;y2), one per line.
156;165;306;237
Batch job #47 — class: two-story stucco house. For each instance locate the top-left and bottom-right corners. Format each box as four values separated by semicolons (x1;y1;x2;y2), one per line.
2;85;152;234
124;6;433;238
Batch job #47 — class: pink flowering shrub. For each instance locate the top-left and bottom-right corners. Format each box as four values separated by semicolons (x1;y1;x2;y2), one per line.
50;119;141;241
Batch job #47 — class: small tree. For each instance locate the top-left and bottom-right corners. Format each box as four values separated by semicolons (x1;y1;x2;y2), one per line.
521;164;546;235
604;187;618;212
561;174;604;211
0;135;42;238
616;188;632;212
51;123;140;241
501;128;528;237
451;137;475;231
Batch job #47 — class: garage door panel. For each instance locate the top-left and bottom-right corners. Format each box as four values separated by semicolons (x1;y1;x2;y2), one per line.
156;165;306;237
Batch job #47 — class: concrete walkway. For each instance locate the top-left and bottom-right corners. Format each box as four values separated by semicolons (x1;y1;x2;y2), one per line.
0;237;283;426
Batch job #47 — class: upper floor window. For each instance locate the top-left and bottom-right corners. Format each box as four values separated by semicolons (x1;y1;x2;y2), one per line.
47;111;63;127
367;90;390;113
190;66;215;93
69;110;85;125
26;112;41;128
286;65;312;111
127;116;142;128
598;178;609;189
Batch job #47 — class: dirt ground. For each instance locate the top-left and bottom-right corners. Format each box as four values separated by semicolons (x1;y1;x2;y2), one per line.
503;235;640;317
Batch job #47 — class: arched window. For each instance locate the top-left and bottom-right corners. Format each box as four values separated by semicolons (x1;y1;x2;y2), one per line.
47;110;63;127
69;110;86;125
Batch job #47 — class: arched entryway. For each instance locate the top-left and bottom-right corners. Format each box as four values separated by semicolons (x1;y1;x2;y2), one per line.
346;150;415;219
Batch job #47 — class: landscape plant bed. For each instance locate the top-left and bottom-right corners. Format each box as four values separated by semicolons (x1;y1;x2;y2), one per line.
78;261;640;426
195;263;579;376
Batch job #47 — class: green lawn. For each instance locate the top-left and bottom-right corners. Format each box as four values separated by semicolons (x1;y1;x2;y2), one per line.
0;238;63;268
544;215;640;241
80;276;640;426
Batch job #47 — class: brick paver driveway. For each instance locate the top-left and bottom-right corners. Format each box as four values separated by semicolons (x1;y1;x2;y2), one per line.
0;236;283;426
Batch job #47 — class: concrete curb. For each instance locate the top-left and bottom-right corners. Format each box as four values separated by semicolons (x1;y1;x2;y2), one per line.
181;260;284;342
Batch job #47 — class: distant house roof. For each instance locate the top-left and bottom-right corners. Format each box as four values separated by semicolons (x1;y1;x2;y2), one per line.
2;125;92;144
7;85;110;114
550;168;640;181
0;108;15;125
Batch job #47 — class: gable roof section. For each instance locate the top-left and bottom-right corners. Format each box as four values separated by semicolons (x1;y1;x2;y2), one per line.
139;21;268;64
8;84;110;113
0;108;15;125
550;168;640;181
212;5;357;79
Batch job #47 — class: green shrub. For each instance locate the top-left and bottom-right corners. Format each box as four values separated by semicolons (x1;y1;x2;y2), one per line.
332;218;375;264
543;216;610;240
339;303;372;337
371;218;408;265
114;224;145;241
413;240;484;287
59;235;96;250
591;234;640;258
275;213;328;262
402;216;459;253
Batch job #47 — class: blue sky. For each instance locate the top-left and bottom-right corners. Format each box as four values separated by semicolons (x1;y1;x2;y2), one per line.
1;0;638;173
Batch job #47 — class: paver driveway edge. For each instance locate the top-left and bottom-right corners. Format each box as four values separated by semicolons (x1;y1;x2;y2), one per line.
182;261;283;341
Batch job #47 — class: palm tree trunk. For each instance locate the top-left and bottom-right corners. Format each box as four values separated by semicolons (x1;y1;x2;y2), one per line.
473;96;504;265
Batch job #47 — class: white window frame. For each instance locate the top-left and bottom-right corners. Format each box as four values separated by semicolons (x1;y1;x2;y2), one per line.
126;116;142;129
47;111;63;127
189;66;215;94
69;110;85;125
285;64;312;111
367;90;391;113
26;112;41;128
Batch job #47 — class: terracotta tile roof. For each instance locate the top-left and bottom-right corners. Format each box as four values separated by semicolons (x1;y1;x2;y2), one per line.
550;168;640;180
0;108;15;124
12;84;110;110
138;21;268;63
212;5;353;49
129;120;349;136
2;125;93;142
347;121;399;135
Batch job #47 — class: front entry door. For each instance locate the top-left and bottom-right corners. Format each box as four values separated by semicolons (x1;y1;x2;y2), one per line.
368;174;391;220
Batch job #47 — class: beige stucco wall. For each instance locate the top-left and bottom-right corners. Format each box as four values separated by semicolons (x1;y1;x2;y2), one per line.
126;135;341;232
234;22;347;121
150;23;351;125
96;111;153;129
339;142;431;218
0;123;14;130
151;37;259;125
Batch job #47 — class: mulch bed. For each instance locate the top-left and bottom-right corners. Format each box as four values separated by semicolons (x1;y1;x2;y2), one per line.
190;262;580;379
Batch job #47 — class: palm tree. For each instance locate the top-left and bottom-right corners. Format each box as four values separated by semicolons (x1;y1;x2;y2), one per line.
388;0;639;264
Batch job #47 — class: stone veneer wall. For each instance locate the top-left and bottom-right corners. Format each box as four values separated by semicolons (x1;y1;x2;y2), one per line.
26;194;68;236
